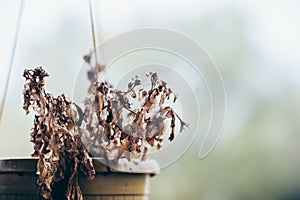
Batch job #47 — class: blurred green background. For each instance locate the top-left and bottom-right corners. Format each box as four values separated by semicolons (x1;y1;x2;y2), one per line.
1;1;300;199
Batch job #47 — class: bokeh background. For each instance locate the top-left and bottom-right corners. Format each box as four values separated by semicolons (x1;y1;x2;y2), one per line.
1;1;300;199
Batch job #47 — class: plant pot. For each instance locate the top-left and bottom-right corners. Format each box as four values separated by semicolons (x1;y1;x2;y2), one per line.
0;158;159;200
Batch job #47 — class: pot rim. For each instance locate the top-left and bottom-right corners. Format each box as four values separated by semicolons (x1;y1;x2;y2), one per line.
0;157;160;175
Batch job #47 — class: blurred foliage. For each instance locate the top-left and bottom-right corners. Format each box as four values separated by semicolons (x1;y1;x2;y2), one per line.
151;90;300;199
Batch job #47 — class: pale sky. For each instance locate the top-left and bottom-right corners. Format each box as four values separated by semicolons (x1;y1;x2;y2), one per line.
1;0;299;96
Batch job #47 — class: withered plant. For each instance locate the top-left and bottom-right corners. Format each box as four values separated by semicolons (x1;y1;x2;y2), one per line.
23;57;188;199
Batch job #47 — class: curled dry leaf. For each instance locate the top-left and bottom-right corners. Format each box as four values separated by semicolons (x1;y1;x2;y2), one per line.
83;52;106;93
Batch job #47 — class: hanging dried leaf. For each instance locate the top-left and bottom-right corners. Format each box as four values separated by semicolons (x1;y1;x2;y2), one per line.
23;67;95;200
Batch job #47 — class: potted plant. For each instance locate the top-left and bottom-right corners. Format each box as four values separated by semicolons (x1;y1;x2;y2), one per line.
0;56;187;199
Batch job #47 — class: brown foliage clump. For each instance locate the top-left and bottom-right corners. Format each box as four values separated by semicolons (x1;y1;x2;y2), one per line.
23;67;95;200
81;67;189;164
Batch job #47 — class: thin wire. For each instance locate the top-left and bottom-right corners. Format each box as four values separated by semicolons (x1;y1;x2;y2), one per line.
0;0;25;122
88;0;99;80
